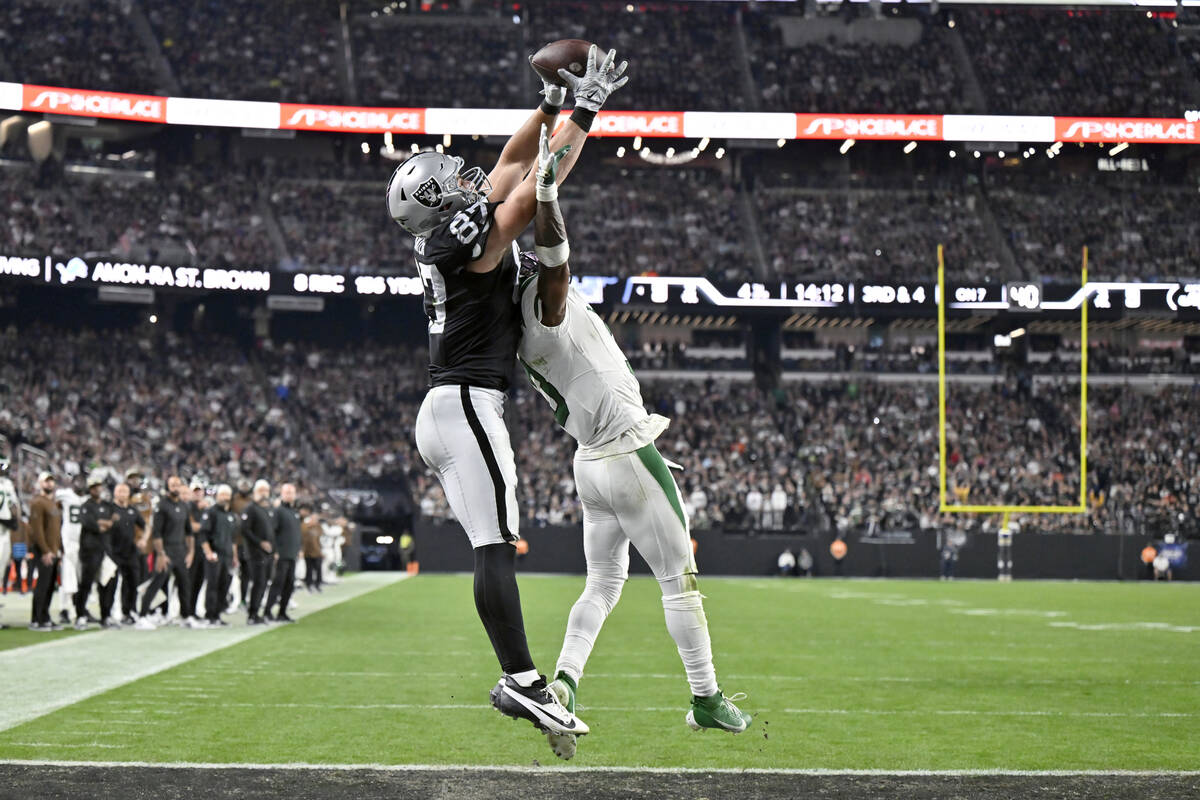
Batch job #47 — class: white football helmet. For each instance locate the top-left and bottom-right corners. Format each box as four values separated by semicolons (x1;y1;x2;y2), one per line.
386;151;490;236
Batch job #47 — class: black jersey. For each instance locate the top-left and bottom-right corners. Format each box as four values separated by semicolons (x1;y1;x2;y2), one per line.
415;198;520;392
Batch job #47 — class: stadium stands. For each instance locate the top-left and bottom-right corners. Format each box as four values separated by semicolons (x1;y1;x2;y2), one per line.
754;187;1002;284
957;7;1194;117
743;11;969;114
985;174;1200;282
149;0;346;104
0;0;163;94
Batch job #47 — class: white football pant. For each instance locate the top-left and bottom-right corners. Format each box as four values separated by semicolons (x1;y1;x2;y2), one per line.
556;444;719;698
415;385;520;548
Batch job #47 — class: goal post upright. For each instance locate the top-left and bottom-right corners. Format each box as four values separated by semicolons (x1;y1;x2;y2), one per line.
937;244;1089;517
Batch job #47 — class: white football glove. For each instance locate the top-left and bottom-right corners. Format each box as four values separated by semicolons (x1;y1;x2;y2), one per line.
540;78;567;108
558;44;629;112
536;123;571;201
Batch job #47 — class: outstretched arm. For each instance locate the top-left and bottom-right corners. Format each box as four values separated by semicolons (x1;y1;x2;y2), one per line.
533;124;571;327
468;46;627;275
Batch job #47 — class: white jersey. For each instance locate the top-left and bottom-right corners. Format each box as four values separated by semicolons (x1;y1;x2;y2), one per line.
0;476;18;522
56;488;85;547
518;282;668;459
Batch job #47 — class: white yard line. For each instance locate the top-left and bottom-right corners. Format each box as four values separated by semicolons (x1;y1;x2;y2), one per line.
0;572;407;733
83;698;1198;719
0;759;1196;776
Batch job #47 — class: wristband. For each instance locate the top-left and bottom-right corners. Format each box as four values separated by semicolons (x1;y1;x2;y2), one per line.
535;240;570;266
539;99;560;116
535;180;558;202
570;107;596;132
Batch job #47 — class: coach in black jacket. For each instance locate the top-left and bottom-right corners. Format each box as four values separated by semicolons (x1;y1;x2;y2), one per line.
76;474;114;626
140;475;196;624
198;484;239;626
240;480;276;625
265;483;302;624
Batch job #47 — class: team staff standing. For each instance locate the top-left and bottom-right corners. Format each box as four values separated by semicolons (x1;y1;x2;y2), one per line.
186;478;209;620
265;483;301;624
240;480;276;626
109;482;145;624
26;471;62;631
198;485;239;627
75;474;115;628
300;504;323;593
137;475;198;628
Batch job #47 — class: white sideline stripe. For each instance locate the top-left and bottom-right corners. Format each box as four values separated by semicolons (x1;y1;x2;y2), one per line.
0;572;408;733
1;759;1198;777
89;699;1198;719
180;668;1200;687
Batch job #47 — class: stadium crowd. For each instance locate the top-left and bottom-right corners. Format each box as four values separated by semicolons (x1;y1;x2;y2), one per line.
744;14;967;114
2;0;1192;127
985;175;1200;283
957;8;1192;117
754;187;1002;284
149;0;345;104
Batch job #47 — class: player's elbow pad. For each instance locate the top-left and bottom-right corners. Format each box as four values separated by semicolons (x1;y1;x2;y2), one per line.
535;239;570;267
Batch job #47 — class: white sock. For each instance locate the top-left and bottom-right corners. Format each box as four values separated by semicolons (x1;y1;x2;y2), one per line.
662;590;719;698
555;576;624;683
509;669;541;688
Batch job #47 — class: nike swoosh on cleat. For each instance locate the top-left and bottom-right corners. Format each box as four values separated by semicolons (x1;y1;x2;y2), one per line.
503;686;576;731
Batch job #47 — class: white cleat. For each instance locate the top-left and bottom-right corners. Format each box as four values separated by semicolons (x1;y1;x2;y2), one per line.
546;678;577;760
133;616;157;631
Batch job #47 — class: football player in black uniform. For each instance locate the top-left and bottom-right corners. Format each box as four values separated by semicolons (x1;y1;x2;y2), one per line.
386;44;627;739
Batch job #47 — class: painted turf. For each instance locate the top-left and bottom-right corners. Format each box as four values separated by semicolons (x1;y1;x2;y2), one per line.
0;572;407;732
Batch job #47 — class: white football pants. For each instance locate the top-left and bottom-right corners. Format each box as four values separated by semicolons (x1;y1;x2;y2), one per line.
556;443;719;698
415;385;520;548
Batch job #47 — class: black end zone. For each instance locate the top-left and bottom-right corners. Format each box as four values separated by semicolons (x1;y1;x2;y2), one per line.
1;764;1197;800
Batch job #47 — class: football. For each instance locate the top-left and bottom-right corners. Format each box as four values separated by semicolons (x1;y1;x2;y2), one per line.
529;38;595;87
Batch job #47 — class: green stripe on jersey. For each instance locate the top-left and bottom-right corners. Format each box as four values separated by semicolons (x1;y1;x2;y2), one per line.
519;356;569;427
635;443;687;531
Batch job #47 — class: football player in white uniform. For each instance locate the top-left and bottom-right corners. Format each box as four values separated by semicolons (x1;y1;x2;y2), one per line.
0;457;19;601
56;475;86;625
387;45;626;740
517;126;751;759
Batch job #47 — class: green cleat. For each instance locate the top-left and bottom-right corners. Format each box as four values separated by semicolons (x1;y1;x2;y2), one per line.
686;690;751;733
546;672;578;760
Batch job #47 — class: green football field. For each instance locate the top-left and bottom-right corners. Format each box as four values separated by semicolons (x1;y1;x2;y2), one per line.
0;574;1197;771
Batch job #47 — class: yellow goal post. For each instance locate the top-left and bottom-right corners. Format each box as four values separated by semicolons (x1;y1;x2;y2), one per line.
936;244;1089;517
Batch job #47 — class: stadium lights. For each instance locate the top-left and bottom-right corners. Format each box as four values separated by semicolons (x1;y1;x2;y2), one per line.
903;141;917;154
633;136;642;150
410;143;420;153
715;147;725;159
435;144;444;154
1010;328;1026;338
361;141;370;154
994;334;1011;348
616;146;626;157
1109;142;1129;156
949;149;956;158
948;19;956;28
997;150;1005;158
665;147;675;158
776;138;786;148
698;137;710;151
839;138;855;155
149;314;158;324
443;133;451;148
973;150;981;158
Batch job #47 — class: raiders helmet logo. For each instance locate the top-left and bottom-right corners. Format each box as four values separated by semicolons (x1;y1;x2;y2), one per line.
413;177;443;208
